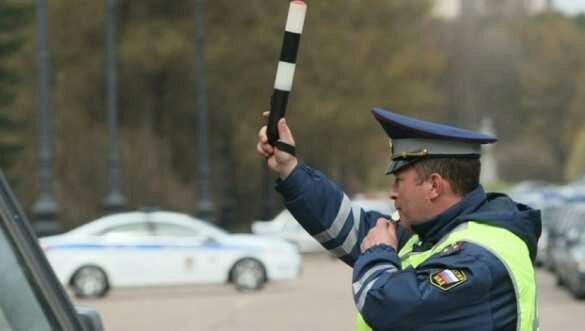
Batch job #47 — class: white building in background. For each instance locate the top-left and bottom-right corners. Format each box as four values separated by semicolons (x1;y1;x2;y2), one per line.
433;0;461;19
524;0;552;13
433;0;552;19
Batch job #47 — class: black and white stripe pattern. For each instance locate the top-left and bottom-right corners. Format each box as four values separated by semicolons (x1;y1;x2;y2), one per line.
313;194;363;257
267;1;307;144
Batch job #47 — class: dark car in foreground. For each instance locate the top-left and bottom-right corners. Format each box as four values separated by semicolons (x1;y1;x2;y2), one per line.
0;169;103;330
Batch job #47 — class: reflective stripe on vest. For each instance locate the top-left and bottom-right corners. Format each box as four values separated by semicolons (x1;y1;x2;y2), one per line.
356;221;538;331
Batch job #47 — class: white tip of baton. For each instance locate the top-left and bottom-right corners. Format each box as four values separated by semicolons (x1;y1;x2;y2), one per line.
286;1;307;34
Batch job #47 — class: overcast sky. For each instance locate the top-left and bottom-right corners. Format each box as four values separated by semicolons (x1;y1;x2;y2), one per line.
556;0;585;14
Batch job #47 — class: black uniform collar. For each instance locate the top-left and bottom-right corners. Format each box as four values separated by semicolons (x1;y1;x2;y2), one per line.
411;185;487;246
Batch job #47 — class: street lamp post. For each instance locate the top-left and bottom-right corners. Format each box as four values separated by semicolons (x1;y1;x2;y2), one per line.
104;0;127;213
33;0;60;236
220;129;236;227
547;0;554;10
194;0;214;222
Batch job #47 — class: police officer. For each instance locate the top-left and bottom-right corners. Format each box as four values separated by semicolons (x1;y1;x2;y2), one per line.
256;107;541;331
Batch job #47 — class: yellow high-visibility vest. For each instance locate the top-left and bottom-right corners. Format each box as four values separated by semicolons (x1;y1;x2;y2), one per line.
356;221;538;331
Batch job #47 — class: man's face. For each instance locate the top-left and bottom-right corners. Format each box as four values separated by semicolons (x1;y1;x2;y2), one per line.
389;166;433;229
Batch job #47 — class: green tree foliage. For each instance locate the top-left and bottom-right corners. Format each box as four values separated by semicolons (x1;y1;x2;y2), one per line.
6;1;585;229
9;0;444;229
436;8;585;182
437;4;524;134
0;1;28;171
512;12;585;181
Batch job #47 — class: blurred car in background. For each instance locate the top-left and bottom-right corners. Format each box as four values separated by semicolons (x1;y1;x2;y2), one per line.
537;204;565;267
507;180;585;269
509;180;585;211
508;181;564;210
40;211;301;299
549;203;585;299
251;198;394;253
560;223;585;299
545;203;584;273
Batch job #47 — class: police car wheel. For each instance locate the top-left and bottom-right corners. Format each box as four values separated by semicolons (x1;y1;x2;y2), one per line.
573;287;585;300
71;265;109;299
556;273;566;287
231;258;266;291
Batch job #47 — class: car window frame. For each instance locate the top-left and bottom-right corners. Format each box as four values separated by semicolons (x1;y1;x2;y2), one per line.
0;170;84;331
151;221;201;238
98;220;156;238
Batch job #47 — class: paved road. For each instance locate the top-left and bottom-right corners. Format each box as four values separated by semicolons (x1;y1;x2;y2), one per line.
537;269;585;329
78;254;585;331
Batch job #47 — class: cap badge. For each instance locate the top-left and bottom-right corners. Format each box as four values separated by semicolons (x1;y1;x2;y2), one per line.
391;148;429;161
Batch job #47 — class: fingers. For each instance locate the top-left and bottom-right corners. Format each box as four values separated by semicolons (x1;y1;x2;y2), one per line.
257;126;274;156
257;142;274;157
376;218;390;228
257;142;272;157
256;142;266;156
262;111;294;145
258;126;268;144
277;118;295;145
360;218;398;253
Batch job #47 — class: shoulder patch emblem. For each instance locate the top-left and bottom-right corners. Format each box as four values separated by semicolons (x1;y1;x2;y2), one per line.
430;269;467;291
439;241;465;257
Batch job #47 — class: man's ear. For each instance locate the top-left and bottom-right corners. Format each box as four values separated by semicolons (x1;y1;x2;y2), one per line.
427;173;443;200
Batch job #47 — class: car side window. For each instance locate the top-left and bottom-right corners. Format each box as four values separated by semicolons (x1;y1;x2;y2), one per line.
153;222;199;237
100;222;153;237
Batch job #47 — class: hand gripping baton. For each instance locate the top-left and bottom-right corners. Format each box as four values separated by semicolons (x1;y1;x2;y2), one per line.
267;1;307;149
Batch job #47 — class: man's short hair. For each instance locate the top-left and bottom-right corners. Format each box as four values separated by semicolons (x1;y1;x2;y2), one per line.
412;158;481;196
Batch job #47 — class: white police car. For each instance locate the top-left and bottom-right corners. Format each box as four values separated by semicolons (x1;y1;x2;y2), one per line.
40;211;301;298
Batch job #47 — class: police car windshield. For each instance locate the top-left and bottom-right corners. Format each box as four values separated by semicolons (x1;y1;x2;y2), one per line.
197;219;229;237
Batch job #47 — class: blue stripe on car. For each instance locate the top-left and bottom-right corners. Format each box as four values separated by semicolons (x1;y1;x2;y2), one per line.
45;241;260;252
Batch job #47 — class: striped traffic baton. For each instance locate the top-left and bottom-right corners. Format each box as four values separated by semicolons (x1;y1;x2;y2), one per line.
267;0;307;155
